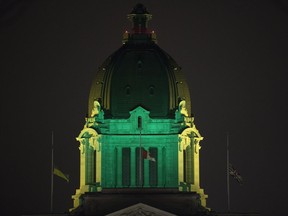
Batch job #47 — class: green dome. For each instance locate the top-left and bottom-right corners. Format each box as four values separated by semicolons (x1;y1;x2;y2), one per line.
89;4;191;118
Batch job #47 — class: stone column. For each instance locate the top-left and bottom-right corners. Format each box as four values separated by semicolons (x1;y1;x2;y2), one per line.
186;145;193;184
79;142;86;187
86;142;95;184
96;142;101;185
178;142;184;185
193;138;200;187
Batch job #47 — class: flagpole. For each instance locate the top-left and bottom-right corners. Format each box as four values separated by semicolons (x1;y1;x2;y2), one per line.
140;127;142;187
138;117;142;187
226;132;230;213
50;131;54;213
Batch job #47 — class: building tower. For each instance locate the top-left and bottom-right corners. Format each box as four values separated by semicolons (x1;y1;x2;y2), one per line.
71;4;209;215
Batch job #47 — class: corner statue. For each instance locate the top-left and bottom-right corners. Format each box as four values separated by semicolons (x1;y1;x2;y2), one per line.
91;99;101;117
71;3;211;216
179;99;189;117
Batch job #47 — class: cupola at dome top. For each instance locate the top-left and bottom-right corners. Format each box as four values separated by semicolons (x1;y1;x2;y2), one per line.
123;3;157;44
128;3;152;34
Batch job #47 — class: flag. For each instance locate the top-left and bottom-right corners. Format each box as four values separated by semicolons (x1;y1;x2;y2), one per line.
229;163;243;184
53;167;69;182
142;149;156;162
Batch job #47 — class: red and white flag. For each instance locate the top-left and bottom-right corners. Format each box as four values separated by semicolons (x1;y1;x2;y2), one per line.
142;149;156;162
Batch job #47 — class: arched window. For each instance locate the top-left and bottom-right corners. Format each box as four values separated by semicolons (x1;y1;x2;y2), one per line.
137;60;142;69
149;85;155;96
125;85;131;96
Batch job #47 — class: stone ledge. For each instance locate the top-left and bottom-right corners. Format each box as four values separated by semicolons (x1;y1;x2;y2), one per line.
70;192;211;216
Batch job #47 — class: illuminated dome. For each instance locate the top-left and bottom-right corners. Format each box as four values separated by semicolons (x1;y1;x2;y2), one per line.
72;4;208;215
89;3;191;118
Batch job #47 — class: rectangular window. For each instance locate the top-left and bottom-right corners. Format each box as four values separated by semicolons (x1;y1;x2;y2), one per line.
136;147;144;186
122;148;131;186
85;146;95;184
149;147;158;186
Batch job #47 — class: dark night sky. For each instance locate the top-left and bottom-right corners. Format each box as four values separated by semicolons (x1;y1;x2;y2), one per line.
1;1;287;216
